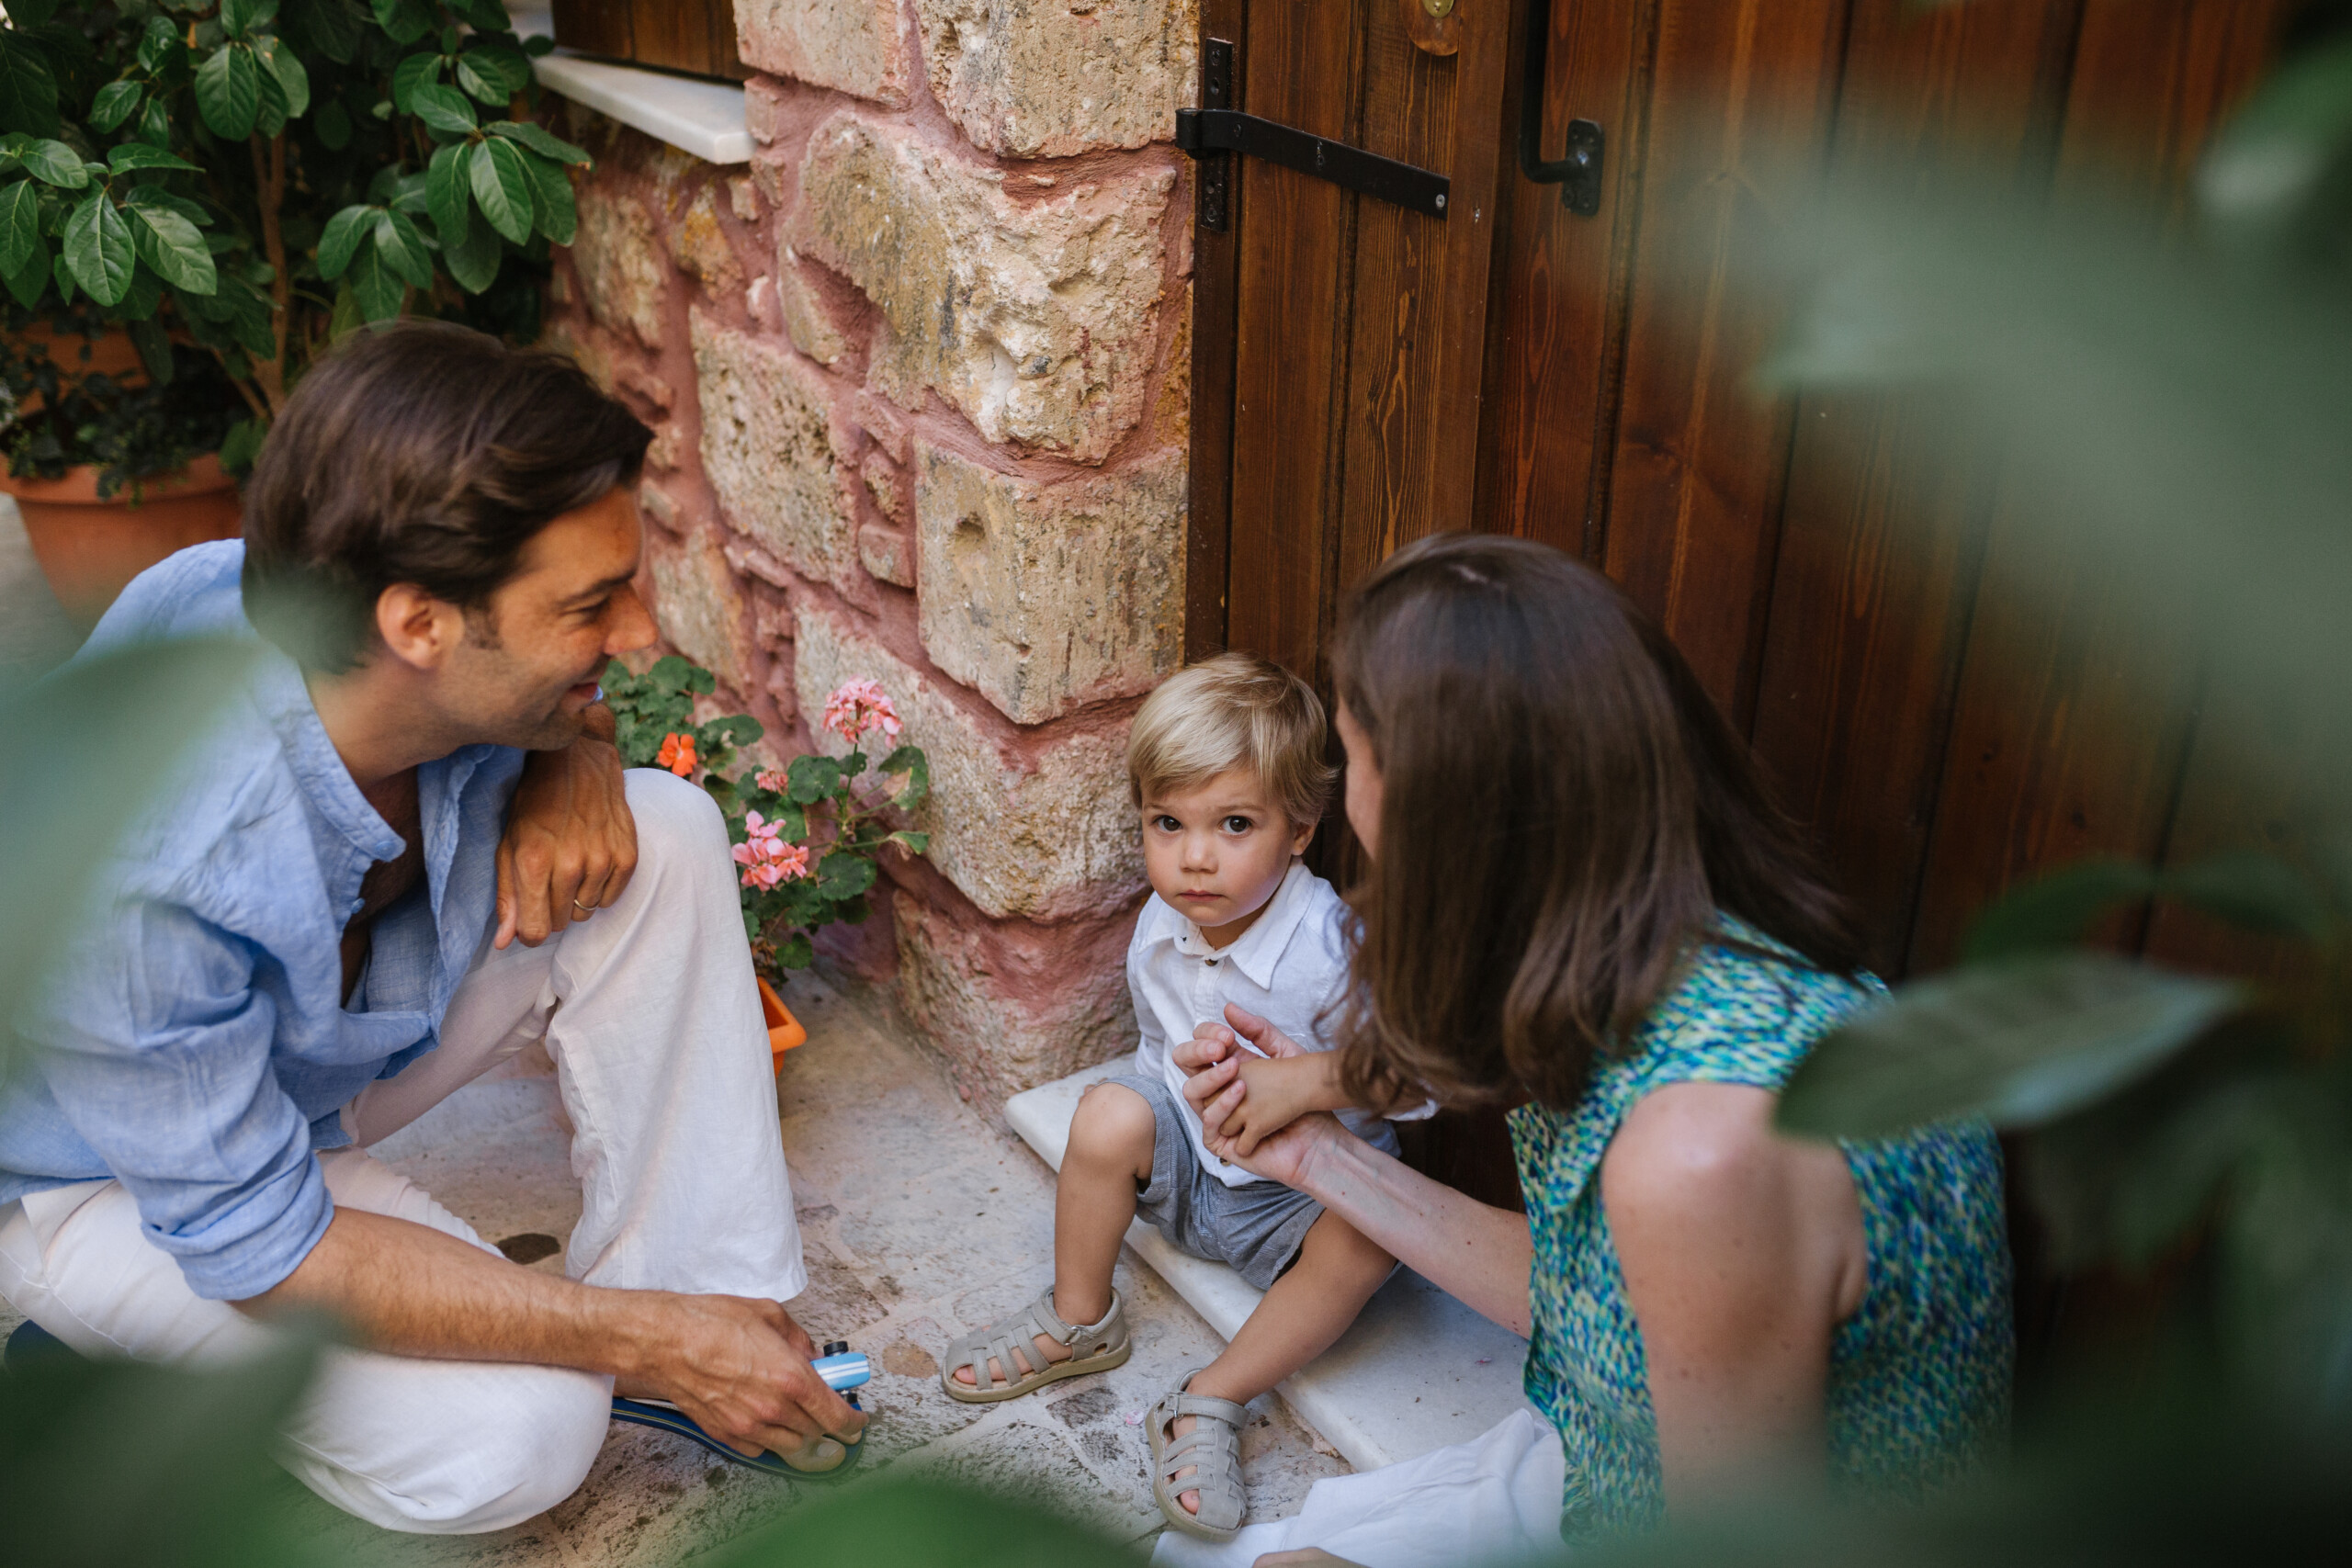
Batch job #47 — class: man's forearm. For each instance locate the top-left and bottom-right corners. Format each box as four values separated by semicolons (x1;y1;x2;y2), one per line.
237;1207;660;1381
1297;1129;1536;1337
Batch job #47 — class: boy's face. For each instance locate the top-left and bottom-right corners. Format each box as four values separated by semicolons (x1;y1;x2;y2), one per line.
1139;768;1315;950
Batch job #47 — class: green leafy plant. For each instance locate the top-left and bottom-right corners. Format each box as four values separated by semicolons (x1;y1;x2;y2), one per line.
600;656;933;974
1;313;242;490
0;0;582;479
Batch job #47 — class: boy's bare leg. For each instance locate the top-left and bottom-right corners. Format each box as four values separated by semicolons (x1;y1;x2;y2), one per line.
1164;1210;1396;1517
954;1082;1155;1388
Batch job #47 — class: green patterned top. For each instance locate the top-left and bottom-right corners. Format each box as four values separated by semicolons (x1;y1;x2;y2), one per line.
1508;919;2012;1540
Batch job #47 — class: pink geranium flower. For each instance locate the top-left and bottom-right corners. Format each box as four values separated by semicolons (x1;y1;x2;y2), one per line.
754;768;786;794
731;810;813;891
822;678;903;749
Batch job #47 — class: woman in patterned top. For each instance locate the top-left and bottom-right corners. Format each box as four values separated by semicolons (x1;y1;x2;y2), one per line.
1181;533;2011;1543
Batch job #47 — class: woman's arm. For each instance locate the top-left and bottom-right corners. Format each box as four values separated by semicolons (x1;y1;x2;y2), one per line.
1184;1014;1534;1337
1602;1081;1867;1506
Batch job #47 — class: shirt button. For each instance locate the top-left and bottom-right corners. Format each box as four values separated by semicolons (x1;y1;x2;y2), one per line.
1205;957;1218;966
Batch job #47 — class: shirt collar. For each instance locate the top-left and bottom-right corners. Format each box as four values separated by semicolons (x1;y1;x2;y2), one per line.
1168;860;1317;988
251;646;402;864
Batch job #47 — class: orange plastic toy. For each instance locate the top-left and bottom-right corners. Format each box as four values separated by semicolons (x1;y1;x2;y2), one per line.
758;976;808;1072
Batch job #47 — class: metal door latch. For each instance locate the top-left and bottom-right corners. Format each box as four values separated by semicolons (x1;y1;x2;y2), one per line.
1519;3;1604;215
1176;39;1451;231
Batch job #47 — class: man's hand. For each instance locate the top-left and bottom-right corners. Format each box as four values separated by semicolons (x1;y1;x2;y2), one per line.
498;704;637;948
626;1293;866;1458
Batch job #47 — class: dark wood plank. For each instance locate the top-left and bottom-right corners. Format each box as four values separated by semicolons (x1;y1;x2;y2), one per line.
1472;0;1657;561
2053;0;2292;212
1902;0;2288;972
1747;0;2086;971
1904;498;2205;970
1224;0;1369;681
1331;0;1514;589
1184;0;1249;660
1596;0;1851;723
551;0;632;61
629;0;729;77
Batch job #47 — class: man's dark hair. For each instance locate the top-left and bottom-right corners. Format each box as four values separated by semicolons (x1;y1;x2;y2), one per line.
241;321;652;672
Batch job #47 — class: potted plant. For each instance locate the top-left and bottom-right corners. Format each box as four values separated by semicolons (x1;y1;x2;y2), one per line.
601;656;934;1072
0;0;588;623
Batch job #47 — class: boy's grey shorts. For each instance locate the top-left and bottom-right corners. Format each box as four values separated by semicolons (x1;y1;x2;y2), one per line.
1097;1072;1323;1291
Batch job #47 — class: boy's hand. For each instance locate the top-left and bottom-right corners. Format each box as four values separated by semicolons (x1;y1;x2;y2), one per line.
1179;1002;1307;1077
1218;1054;1335;1157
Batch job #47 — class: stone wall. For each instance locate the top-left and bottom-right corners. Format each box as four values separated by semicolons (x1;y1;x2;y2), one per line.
542;2;1196;1106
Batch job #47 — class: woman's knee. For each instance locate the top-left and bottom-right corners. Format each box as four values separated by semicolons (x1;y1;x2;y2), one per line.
1069;1083;1159;1167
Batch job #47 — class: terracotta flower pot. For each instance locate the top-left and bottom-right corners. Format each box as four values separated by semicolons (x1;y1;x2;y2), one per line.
2;453;243;629
758;975;808;1073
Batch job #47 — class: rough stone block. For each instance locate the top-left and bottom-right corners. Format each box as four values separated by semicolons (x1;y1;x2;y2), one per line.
668;186;744;295
777;247;850;366
570;186;666;347
650;527;752;690
858;521;915;588
792;602;1143;920
916;444;1185;724
917;0;1199;158
736;0;913;107
893;892;1136;1102
690;308;861;596
795;111;1173;464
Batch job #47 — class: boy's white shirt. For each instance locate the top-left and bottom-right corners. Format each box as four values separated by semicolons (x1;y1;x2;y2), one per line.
1127;859;1434;1189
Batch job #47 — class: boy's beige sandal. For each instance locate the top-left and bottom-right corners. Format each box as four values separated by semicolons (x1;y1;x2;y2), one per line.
940;1289;1130;1404
1148;1370;1249;1542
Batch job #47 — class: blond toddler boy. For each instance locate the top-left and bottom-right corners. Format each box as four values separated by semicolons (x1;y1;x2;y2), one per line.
939;654;1429;1542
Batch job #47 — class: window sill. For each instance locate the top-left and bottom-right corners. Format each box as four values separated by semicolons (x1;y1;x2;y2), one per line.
510;9;752;165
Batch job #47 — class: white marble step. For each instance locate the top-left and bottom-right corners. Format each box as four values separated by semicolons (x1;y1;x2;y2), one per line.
1005;1061;1533;1472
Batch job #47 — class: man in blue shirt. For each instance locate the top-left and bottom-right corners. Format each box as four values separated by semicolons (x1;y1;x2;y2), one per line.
0;323;858;1531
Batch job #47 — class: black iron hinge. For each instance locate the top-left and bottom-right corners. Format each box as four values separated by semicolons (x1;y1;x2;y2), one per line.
1175;39;1451;231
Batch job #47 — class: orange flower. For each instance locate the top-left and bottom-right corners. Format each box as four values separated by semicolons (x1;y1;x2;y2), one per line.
655;732;697;777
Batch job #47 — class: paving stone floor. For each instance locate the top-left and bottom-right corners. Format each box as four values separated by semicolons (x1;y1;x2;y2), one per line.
0;502;1350;1562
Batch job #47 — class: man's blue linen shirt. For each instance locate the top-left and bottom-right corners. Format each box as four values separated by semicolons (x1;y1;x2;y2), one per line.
0;541;525;1299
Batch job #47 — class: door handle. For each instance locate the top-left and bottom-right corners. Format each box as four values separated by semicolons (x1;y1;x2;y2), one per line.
1519;0;1605;215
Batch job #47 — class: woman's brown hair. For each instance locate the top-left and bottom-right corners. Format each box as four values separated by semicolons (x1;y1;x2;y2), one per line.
1330;533;1869;1112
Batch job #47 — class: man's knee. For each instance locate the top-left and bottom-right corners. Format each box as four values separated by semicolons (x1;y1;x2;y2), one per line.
622;767;729;874
290;1360;610;1534
1069;1082;1158;1165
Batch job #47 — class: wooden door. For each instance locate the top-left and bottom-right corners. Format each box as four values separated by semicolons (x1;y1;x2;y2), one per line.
1189;1;2298;1231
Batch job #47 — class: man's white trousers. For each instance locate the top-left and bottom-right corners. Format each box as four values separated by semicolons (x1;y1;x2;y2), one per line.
0;770;805;1532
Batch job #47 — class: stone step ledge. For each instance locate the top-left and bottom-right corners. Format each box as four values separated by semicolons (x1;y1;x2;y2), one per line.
1005;1061;1534;1473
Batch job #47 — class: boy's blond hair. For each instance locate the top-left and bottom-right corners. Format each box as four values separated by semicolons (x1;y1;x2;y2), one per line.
1127;653;1337;829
